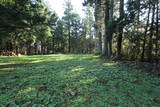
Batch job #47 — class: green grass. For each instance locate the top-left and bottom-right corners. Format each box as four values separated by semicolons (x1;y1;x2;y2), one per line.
0;54;160;107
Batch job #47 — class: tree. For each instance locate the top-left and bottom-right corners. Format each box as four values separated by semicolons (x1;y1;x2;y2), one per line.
0;0;57;55
53;19;65;53
155;0;159;63
116;0;124;59
147;1;156;62
83;5;95;53
63;0;73;53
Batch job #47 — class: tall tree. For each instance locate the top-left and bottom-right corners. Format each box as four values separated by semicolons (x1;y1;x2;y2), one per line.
141;3;151;61
83;5;95;53
63;0;73;53
148;1;156;62
103;0;110;57
94;0;103;55
154;0;159;63
116;0;124;59
108;0;114;57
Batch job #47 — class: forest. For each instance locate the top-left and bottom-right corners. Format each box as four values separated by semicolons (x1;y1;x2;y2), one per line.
0;0;159;62
0;0;160;106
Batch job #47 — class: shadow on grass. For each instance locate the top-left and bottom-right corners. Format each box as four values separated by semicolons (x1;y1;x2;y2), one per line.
0;55;160;106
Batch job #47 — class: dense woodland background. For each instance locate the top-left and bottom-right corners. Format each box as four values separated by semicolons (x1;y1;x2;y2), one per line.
0;0;159;63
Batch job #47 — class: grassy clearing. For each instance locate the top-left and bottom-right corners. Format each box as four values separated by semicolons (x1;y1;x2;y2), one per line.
0;54;160;106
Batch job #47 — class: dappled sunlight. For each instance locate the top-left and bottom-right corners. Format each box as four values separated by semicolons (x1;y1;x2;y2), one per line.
0;68;15;71
0;61;19;65
0;55;160;106
0;63;12;66
103;62;118;66
78;55;99;61
19;87;36;94
31;60;44;63
66;72;81;79
0;60;33;66
80;77;97;84
30;55;77;63
55;57;74;61
70;66;85;72
72;96;87;104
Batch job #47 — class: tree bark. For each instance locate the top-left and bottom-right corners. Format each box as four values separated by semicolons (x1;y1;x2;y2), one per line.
141;4;151;61
148;3;156;62
155;0;159;63
97;27;102;54
68;26;71;53
103;0;110;57
108;0;114;57
116;0;124;59
95;0;103;55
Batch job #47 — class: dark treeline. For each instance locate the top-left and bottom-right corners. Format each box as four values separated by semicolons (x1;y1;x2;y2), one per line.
84;0;160;63
0;0;95;55
0;0;160;63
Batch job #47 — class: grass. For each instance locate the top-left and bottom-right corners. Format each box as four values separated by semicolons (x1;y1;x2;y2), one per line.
0;54;160;107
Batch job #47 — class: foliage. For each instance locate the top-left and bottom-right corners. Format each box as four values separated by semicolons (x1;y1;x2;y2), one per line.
0;0;97;55
84;0;160;62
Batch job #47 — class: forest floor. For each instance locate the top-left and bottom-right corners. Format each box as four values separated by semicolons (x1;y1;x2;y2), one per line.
0;54;160;106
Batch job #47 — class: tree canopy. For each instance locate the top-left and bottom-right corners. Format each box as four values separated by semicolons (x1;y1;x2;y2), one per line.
0;0;159;63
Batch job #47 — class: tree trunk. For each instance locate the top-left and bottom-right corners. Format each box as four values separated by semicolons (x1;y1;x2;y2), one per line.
9;42;13;51
108;34;113;57
0;38;2;51
155;0;159;63
27;43;31;55
103;0;110;57
136;0;140;23
34;43;37;55
117;27;123;58
95;24;102;54
136;0;141;59
108;0;114;57
68;26;71;53
148;3;156;62
116;0;124;59
141;4;151;61
52;36;55;54
94;0;103;55
15;46;18;55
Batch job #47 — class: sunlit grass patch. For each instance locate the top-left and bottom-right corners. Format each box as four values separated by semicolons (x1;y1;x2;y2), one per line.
70;66;85;72
0;62;12;66
19;87;36;94
0;67;15;71
103;62;118;66
80;77;97;84
0;54;160;106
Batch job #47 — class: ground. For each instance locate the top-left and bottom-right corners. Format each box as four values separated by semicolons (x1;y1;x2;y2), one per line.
0;54;160;106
